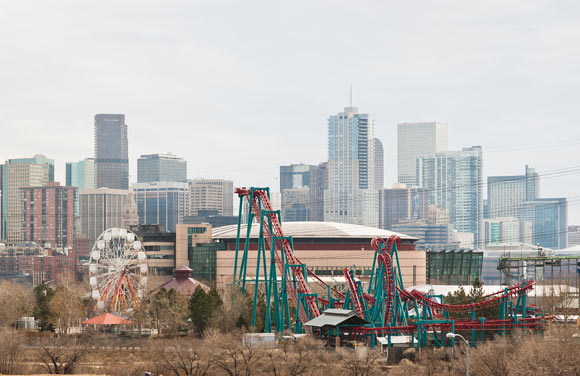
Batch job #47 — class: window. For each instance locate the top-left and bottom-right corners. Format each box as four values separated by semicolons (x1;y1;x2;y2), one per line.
188;227;206;234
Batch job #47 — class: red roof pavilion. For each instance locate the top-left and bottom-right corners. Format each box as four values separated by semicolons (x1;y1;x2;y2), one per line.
81;313;133;325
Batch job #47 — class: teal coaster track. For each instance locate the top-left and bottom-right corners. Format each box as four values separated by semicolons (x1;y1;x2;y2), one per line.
232;187;545;347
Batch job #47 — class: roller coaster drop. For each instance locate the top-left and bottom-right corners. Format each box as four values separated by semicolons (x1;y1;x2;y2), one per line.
233;187;545;348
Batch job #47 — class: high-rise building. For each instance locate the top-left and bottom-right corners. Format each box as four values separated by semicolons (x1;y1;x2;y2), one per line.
94;114;128;189
517;198;567;249
397;122;448;186
487;165;539;219
416;146;483;248
66;158;95;221
281;188;310;222
79;188;129;248
525;165;540;202
21;182;76;248
483;218;532;245
1;155;54;244
66;158;95;190
280;164;315;223
378;184;428;230
280;164;313;191
308;162;328;221
188;179;233;217
392;220;454;251
374;138;384;190
325;106;377;226
137;153;187;183
132;181;189;232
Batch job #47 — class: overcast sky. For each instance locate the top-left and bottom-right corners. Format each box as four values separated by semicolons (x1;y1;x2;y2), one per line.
1;1;579;223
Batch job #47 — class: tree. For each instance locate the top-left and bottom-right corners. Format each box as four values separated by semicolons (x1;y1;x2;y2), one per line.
341;347;380;376
38;336;87;374
0;280;34;327
189;286;222;333
33;283;56;332
0;328;23;374
209;331;262;376
50;280;86;334
268;336;323;376
444;280;499;319
161;339;212;376
150;287;189;336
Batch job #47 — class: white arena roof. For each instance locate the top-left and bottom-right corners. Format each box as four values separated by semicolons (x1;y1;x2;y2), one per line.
212;221;418;241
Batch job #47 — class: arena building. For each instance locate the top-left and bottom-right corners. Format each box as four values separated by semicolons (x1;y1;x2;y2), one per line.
211;221;425;291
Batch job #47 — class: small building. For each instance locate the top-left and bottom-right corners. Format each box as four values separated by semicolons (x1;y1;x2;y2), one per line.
160;265;210;295
304;309;369;346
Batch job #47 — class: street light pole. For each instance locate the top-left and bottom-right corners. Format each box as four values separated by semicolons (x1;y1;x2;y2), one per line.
446;332;469;376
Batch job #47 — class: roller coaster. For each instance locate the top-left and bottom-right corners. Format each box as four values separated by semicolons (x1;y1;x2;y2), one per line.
233;187;545;348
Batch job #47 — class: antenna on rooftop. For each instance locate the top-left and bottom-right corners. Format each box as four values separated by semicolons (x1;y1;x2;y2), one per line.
350;84;353;107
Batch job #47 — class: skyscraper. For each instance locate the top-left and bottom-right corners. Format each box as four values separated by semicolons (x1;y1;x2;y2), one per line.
281;188;310;222
21;182;76;248
487;165;539;219
94;114;128;189
280;164;312;191
1;155;54;243
66;158;96;220
325;106;377;226
132;181;189;232
517;198;567;249
279;164;314;222
378;184;428;230
66;158;95;189
308;162;328;221
374;138;384;190
416;146;483;248
79;188;130;247
137;153;187;183
188;179;234;217
397;122;448;186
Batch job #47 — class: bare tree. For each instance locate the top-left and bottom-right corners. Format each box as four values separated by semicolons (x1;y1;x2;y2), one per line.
340;347;380;376
0;328;23;374
161;339;212;376
50;280;87;335
38;336;87;374
209;332;262;376
272;337;322;376
0;280;34;327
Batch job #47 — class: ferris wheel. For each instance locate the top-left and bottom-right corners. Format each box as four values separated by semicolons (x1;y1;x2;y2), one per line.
89;228;148;313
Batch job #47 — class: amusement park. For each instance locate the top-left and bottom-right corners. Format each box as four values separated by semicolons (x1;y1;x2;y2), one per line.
0;185;578;375
229;187;547;348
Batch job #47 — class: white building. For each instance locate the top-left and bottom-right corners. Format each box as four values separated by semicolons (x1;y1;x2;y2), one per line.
397;122;448;186
325;106;378;227
487;166;539;219
484;217;532;245
79;188;129;248
188;178;234;217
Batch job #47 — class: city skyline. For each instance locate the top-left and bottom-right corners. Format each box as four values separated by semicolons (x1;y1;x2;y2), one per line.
1;2;579;223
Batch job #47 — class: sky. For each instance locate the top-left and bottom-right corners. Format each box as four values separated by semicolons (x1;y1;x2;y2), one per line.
1;1;580;222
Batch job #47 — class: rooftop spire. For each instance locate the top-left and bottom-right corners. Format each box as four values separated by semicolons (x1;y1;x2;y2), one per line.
350;84;353;107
